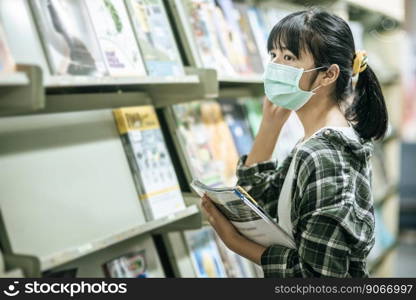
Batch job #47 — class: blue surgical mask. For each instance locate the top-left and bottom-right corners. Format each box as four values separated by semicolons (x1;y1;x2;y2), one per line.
263;62;326;111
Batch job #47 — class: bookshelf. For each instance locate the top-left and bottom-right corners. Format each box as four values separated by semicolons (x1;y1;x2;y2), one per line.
0;65;44;116
0;0;405;278
0;72;29;86
2;205;199;274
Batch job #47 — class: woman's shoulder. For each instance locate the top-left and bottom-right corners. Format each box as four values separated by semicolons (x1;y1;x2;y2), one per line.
295;127;374;165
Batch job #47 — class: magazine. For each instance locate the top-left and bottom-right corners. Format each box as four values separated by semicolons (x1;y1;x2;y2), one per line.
183;227;227;278
30;0;107;76
219;98;254;156
113;106;186;221
199;101;240;186
169;102;223;187
103;250;148;278
127;0;184;76
191;179;296;249
85;0;147;77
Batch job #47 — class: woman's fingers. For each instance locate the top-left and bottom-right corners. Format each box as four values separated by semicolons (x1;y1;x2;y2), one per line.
201;194;225;225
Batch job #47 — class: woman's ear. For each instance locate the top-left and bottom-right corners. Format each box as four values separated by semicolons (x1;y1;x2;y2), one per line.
320;64;340;86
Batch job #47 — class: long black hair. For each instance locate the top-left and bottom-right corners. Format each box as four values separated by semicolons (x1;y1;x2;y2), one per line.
267;8;388;141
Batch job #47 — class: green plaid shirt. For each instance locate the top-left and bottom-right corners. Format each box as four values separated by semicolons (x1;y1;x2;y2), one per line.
236;128;375;277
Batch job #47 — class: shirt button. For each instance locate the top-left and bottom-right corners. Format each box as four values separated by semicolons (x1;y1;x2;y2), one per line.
324;129;331;136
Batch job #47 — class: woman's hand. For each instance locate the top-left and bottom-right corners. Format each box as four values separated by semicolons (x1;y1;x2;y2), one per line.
201;194;266;265
201;194;240;249
244;97;291;167
262;96;292;127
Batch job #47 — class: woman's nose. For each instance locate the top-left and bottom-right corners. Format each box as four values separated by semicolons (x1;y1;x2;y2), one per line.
271;55;283;64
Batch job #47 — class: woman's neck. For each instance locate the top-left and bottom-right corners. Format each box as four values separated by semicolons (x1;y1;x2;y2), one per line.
296;96;349;140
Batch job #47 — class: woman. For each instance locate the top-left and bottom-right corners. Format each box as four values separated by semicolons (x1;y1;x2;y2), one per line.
201;8;388;277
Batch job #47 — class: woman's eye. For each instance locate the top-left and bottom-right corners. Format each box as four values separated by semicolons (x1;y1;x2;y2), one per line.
270;52;276;59
284;55;293;61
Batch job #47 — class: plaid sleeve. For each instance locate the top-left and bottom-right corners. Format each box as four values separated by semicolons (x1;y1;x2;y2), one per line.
261;213;352;277
260;147;373;277
235;154;291;218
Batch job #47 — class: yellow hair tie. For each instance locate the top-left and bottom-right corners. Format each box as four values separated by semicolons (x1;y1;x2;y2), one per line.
352;50;368;76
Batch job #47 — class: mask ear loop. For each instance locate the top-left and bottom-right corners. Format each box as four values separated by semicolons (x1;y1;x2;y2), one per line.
303;66;327;73
304;66;327;92
310;85;322;93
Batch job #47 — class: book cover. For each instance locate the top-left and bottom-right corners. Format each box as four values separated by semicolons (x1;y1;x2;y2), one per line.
233;2;264;75
170;102;223;187
214;234;256;278
113;106;186;221
246;6;269;68
183;227;227;278
85;0;147;77
0;24;15;73
127;0;184;77
30;0;107;76
103;249;148;278
199;101;240;186
184;0;235;76
218;98;254;156
191;179;296;249
213;0;247;75
243;97;263;137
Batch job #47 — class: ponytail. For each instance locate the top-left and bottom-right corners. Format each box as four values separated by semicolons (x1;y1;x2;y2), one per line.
346;65;388;141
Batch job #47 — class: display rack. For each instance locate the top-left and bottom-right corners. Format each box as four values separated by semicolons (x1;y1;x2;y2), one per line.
0;205;200;276
0;64;44;116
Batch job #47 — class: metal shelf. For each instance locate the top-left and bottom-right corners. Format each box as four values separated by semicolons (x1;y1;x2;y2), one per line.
0;65;44;116
219;75;264;98
0;72;29;86
219;75;263;84
1;204;201;276
39;204;201;271
46;74;199;88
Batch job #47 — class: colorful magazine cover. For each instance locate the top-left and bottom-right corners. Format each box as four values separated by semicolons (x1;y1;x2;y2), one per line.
218;98;254;157
0;24;15;73
199;101;240;186
171;102;223;187
127;0;184;76
30;0;107;76
113;106;186;221
214;232;256;278
243;97;263;137
184;0;235;76
103;250;148;278
246;6;269;68
233;2;264;74
184;227;227;278
214;0;247;74
85;0;147;77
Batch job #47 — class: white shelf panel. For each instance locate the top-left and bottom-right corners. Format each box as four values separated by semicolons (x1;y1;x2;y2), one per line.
0;72;30;86
219;75;263;84
46;75;199;88
40;205;199;271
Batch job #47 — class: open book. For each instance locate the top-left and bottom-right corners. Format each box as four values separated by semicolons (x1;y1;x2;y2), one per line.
190;180;296;249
